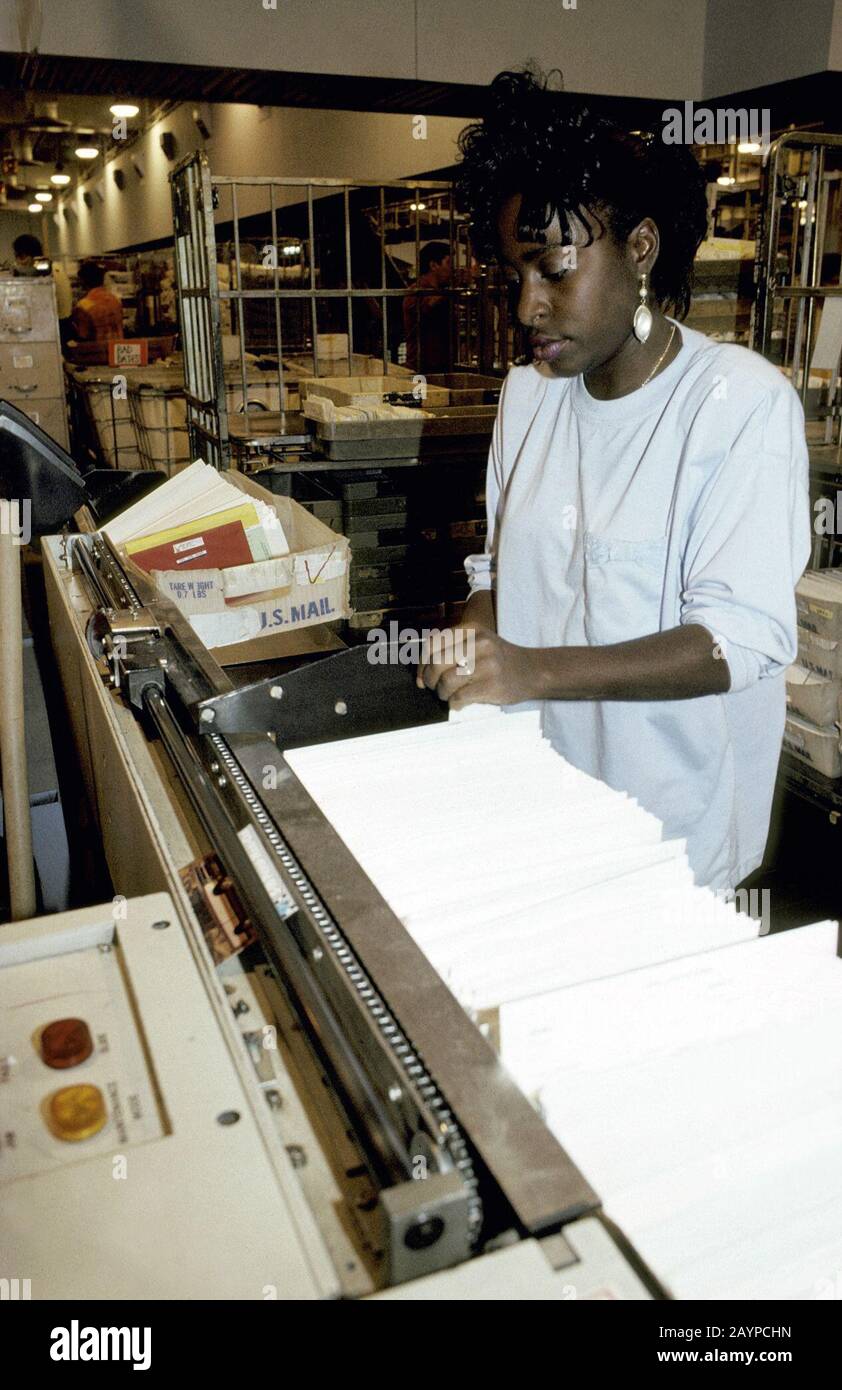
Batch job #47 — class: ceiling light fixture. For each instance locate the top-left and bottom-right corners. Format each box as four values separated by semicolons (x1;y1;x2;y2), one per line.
75;146;98;160
27;202;43;213
737;141;761;154
35;191;53;202
716;174;736;186
110;103;139;119
51;168;71;186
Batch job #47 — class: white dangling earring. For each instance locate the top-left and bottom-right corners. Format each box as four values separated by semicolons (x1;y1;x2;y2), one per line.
633;272;653;344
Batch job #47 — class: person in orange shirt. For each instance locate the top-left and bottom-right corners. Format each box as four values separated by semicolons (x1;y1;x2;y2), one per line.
71;261;124;341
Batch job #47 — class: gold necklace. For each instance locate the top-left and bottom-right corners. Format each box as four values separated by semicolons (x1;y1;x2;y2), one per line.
640;322;677;388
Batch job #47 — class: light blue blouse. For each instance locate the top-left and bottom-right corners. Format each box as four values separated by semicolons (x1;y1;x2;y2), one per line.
466;324;812;891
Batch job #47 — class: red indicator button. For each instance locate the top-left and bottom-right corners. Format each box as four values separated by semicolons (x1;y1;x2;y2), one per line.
40;1018;94;1070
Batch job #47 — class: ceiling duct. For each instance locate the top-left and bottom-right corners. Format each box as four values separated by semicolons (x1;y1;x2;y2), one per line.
16;0;44;55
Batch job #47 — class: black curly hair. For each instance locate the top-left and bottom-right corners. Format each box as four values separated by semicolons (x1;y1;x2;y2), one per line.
457;68;709;319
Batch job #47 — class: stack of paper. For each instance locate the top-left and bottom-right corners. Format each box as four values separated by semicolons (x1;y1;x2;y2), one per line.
501;923;842;1300
102;460;290;573
288;711;842;1299
286;710;757;1011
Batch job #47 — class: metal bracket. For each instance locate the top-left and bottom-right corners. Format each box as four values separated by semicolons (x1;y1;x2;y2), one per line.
380;1172;471;1286
195;642;448;747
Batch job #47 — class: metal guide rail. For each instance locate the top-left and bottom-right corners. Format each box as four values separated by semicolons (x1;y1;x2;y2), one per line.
69;530;605;1289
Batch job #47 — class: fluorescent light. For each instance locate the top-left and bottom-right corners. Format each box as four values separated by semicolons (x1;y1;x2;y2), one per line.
50;172;71;186
35;191;53;202
716;175;736;187
75;146;98;160
27;202;43;213
110;103;139;118
737;141;761;154
410;201;427;211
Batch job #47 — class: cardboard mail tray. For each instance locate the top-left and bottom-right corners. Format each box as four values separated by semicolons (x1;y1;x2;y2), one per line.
796;569;842;644
783;712;842;780
785;662;842;728
150;469;350;665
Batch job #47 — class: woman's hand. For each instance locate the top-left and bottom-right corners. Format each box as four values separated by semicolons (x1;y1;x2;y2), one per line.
416;627;539;710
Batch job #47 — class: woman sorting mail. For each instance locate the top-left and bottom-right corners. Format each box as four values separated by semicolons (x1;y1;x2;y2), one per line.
418;69;811;895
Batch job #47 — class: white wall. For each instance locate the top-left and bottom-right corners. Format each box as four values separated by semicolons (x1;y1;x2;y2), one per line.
49;102;471;256
1;0;707;98
0;0;418;81
829;0;842;67
703;0;836;94
1;0;836;100
418;0;707;97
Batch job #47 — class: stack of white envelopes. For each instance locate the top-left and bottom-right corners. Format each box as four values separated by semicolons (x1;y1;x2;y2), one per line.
288;709;841;1299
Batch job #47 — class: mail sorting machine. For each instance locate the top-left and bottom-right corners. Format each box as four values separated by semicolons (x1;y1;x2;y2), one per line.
36;527;662;1300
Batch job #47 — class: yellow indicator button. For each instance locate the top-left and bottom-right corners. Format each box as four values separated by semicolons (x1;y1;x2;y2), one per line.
46;1084;107;1142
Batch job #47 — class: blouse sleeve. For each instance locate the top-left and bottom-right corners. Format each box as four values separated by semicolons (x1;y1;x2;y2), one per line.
679;383;812;693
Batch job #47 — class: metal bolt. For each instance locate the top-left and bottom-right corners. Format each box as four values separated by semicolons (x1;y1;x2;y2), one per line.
98;942;112;953
335;700;347;716
388;1084;403;1103
265;1090;283;1110
312;946;324;963
200;707;215;724
158;657;168;668
270;685;284;700
217;775;227;789
210;761;220;773
217;1110;241;1126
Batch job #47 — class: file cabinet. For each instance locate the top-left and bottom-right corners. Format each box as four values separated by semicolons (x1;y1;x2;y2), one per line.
0;278;68;449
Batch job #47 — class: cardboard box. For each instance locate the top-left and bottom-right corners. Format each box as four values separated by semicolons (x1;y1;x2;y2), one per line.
783;712;842;779
786;663;842;728
797;626;842;681
150;469;350;665
795;569;842;644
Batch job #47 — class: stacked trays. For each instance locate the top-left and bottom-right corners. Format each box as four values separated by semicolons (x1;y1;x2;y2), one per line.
292;456;490;636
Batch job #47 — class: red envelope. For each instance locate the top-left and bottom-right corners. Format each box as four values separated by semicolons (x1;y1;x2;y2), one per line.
130;519;253;573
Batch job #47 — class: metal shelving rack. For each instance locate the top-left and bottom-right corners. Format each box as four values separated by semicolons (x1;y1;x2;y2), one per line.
751;130;842;424
752;132;842;818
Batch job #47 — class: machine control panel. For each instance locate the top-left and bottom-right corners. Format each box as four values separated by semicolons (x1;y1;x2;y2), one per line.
1;933;164;1182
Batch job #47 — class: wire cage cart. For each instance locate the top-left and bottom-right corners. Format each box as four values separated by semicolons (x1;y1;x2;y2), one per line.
752;131;842;432
169;151;512;469
65;365;143;470
128;374;191;474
